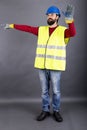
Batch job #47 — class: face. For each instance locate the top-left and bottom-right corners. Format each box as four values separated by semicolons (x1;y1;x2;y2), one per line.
47;13;59;26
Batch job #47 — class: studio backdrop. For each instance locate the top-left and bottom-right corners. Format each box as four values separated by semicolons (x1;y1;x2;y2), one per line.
0;0;86;101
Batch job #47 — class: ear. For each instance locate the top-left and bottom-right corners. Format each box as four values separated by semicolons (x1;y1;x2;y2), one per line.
56;15;59;20
56;14;58;18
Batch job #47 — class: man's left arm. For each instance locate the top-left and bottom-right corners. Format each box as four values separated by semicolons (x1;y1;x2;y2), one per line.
63;4;76;38
65;22;76;38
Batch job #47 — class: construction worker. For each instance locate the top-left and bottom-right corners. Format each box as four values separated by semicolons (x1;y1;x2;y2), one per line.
3;5;76;122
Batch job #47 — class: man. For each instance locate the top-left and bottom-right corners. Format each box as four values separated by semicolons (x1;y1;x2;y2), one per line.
3;5;76;122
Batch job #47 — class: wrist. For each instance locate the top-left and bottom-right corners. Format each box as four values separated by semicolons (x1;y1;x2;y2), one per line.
65;17;74;24
9;24;14;28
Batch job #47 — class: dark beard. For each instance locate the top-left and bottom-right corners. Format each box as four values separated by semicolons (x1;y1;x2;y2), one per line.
47;18;56;25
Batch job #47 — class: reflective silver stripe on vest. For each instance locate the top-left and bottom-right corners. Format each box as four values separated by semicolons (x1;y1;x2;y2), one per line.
37;45;46;48
47;45;65;50
36;54;66;60
37;45;66;50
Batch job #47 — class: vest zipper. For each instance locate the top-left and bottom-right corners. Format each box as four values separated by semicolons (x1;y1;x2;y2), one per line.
44;38;50;68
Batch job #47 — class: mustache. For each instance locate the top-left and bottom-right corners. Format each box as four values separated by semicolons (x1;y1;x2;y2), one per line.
48;18;53;21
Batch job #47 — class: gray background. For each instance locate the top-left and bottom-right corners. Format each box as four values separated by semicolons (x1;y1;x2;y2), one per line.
0;0;86;101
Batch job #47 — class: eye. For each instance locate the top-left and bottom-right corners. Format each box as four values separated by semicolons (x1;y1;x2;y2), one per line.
51;14;54;16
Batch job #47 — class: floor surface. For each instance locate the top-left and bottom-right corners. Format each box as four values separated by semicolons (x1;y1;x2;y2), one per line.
0;101;87;130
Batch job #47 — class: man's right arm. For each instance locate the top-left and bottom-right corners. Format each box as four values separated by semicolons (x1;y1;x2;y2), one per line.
5;24;39;36
14;24;38;36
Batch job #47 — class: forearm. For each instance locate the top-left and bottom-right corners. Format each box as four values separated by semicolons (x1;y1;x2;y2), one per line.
65;22;76;38
10;24;38;36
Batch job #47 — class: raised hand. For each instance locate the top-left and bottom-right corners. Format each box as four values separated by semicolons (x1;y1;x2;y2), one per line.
62;4;75;23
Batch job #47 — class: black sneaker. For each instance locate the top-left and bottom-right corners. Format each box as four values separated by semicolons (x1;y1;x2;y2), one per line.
53;111;63;122
36;111;50;121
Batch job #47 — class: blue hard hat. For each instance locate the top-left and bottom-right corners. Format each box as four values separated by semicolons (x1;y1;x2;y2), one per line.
46;6;61;17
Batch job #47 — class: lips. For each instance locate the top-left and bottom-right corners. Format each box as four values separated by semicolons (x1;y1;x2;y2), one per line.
48;18;53;21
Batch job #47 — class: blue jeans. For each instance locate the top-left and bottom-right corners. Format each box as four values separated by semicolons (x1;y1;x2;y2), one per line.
38;69;61;112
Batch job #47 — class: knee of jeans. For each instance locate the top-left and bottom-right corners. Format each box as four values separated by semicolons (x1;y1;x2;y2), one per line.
42;89;48;95
53;88;60;96
52;75;61;84
41;92;49;99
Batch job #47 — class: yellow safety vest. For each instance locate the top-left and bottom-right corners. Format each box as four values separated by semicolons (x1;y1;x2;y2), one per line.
34;26;70;71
